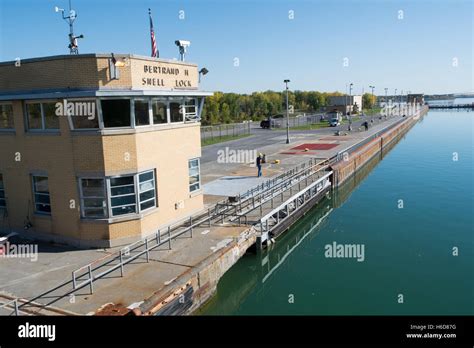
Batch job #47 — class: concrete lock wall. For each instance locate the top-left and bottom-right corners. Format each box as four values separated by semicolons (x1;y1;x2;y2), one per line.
331;111;426;187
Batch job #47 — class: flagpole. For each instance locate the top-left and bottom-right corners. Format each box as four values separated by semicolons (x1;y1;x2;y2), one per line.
148;8;159;58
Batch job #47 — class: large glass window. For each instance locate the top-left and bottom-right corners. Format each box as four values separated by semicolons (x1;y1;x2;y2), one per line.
0;104;14;129
109;175;136;216
138;170;156;211
26;102;60;131
189;158;200;192
27;103;42;129
101;99;131;128
71;100;99;129
80;178;107;218
43;102;60;129
79;170;157;219
134;99;150;126
33;176;51;214
170;101;183;123
0;174;5;209
152;99;167;124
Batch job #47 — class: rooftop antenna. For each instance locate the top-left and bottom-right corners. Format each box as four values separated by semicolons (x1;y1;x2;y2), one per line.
55;0;84;54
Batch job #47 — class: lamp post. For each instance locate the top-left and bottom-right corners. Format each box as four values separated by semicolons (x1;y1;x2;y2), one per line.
384;87;388;103
198;67;209;83
369;85;375;110
284;79;290;144
349;83;353;130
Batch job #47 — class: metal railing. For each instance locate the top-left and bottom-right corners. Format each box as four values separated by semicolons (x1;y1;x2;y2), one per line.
0;298;20;316
257;172;332;246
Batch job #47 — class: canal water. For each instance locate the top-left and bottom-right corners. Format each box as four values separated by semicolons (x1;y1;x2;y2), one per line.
201;107;473;315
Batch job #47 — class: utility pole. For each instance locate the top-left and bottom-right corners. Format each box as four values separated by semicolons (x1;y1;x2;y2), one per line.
349;83;353;130
284;79;290;144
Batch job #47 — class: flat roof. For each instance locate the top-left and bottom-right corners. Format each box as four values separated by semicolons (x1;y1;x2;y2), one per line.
0;88;213;101
0;53;198;67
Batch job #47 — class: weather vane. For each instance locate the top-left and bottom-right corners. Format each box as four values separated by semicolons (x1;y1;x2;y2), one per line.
55;0;84;54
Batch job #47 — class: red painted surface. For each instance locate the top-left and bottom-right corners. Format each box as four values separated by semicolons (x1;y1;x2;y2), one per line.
291;143;339;150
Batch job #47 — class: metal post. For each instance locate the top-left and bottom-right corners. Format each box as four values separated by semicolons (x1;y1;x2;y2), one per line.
284;79;290;144
119;251;124;277
168;226;172;249
208;209;211;227
14;300;19;316
72;271;77;290
190;216;193;237
145;238;150;262
157;229;161;244
88;265;94;294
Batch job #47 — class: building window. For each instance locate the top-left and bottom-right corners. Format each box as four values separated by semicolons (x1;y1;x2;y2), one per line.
79;170;157;219
0;103;14;129
101;99;131;128
152;99;167;124
134;99;150;126
33;176;51;214
27;103;42;129
189;158;200;192
170;101;183;123
80;178;107;218
26;102;60;131
71;100;99;129
43;102;60;129
0;174;5;209
138;170;156;211
109;175;137;216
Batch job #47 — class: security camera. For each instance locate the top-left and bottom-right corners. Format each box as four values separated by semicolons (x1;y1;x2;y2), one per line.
175;40;191;61
175;40;191;47
54;6;64;12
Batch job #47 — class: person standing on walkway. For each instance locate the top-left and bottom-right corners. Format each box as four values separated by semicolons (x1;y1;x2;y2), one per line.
256;153;263;177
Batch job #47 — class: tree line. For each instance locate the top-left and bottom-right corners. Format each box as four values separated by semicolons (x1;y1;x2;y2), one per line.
201;90;377;125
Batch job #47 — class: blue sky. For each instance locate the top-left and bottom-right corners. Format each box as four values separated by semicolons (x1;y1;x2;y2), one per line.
0;0;472;94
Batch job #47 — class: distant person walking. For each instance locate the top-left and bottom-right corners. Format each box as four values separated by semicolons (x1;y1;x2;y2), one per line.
256;153;263;177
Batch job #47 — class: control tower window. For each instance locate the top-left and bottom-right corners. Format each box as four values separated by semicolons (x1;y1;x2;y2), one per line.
101;99;131;128
152;99;167;124
170;101;183;123
134;99;150;126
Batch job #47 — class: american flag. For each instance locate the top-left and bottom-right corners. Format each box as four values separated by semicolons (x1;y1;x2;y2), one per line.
149;9;158;58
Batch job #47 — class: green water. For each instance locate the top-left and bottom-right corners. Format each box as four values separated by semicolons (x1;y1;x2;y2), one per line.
201;110;473;315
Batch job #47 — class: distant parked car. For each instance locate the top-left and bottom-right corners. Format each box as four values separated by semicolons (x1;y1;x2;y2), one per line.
329;118;341;127
260;119;270;128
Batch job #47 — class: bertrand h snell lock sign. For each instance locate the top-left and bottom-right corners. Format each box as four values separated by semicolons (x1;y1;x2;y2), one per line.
132;59;198;90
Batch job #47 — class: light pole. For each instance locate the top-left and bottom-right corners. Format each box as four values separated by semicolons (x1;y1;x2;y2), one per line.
284;79;290;144
369;85;375;110
349;83;353;130
384;87;388;103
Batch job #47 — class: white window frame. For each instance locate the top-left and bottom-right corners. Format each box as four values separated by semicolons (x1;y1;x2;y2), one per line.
188;158;201;193
79;178;108;218
79;169;157;219
108;173;137;217
138;170;157;211
32;175;51;215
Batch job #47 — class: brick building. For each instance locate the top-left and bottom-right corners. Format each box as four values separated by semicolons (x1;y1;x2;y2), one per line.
0;53;212;247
